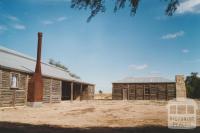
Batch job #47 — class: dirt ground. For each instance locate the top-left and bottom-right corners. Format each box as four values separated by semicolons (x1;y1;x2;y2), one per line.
94;94;112;100
0;100;200;133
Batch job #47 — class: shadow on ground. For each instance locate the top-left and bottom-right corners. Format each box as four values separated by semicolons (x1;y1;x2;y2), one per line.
0;122;199;133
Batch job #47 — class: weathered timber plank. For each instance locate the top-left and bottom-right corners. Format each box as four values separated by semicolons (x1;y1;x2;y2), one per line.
2;71;10;88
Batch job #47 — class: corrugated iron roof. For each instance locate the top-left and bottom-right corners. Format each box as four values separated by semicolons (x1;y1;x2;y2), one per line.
113;77;175;83
0;45;94;85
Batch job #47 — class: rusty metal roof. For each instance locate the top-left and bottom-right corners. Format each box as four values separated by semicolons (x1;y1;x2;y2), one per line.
113;77;175;83
0;45;94;85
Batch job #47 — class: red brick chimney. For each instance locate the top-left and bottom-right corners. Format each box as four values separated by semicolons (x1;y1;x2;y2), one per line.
27;32;43;107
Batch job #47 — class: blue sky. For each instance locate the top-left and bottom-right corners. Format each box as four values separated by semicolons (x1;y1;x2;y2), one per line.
0;0;200;93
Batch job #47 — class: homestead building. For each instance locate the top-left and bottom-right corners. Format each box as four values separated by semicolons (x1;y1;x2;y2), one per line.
112;76;186;100
0;33;95;107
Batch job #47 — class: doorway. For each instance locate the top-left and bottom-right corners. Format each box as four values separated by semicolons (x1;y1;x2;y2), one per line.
61;81;71;100
123;88;128;100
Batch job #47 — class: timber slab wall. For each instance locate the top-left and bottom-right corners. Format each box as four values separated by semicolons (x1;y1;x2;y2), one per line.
0;68;95;107
0;68;62;107
0;69;28;107
112;83;176;100
42;78;61;103
81;85;95;100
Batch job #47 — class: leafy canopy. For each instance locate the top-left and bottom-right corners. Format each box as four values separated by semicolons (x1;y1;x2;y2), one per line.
49;59;81;79
70;0;179;22
185;72;200;99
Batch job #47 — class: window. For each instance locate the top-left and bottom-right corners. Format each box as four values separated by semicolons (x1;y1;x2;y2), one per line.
144;88;150;95
130;88;135;93
10;73;19;88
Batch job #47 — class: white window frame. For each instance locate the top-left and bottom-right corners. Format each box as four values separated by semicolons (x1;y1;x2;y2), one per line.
10;72;19;89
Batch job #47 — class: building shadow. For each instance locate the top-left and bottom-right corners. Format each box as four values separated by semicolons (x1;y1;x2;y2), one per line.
0;122;199;133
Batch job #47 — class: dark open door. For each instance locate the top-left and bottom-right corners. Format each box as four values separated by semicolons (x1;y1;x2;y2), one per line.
61;81;71;100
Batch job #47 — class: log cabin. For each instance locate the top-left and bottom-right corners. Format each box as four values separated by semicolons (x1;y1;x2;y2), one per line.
0;33;95;107
112;76;186;100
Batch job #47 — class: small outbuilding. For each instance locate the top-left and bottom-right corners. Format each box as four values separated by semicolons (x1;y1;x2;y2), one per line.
112;76;183;100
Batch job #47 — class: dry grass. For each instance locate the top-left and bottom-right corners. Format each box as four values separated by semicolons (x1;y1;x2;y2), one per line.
0;100;199;128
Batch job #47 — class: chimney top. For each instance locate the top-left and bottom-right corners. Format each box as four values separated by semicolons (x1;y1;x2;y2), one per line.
38;32;42;37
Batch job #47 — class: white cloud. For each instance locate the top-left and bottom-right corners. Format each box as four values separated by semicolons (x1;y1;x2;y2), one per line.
56;16;67;22
7;15;19;21
161;31;185;40
42;20;54;25
128;64;148;70
13;24;26;30
182;49;190;53
42;16;67;25
177;0;200;14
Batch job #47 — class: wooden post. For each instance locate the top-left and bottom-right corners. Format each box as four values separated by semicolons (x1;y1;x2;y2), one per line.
50;79;53;103
143;84;145;100
86;85;89;102
127;84;129;100
0;70;2;89
156;84;159;100
166;83;168;100
25;75;29;105
59;81;62;102
71;82;73;102
135;84;136;100
80;83;82;101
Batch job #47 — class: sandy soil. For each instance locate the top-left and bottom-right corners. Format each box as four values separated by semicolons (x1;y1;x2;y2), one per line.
0;100;200;128
94;94;112;100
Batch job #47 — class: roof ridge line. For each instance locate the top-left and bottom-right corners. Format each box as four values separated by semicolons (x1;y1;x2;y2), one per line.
0;45;71;74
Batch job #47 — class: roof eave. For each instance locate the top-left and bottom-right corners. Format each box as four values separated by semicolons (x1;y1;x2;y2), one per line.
0;65;95;85
112;82;175;84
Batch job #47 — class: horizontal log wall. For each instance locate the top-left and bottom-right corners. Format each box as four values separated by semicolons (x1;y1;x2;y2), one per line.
88;85;95;100
51;79;61;103
136;84;144;100
42;78;61;103
129;84;135;100
81;85;95;100
157;84;166;100
0;70;2;89
0;69;28;107
0;68;62;107
43;78;51;103
1;68;94;106
0;69;14;107
112;83;176;100
73;83;81;100
150;84;157;100
167;84;176;99
112;84;128;100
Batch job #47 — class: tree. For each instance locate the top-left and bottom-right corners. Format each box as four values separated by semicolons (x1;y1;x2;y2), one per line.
70;0;179;22
69;72;81;79
49;58;69;71
98;90;103;99
48;58;81;79
99;90;103;94
185;72;200;99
